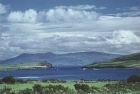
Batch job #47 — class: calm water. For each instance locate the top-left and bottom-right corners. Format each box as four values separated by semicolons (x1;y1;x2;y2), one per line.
0;66;140;80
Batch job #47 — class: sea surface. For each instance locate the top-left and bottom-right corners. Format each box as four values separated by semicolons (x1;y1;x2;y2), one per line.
0;66;140;80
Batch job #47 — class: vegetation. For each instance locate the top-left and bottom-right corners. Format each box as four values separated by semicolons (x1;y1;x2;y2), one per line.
42;79;66;83
39;61;52;68
0;75;140;94
127;75;140;83
1;75;27;84
1;75;16;84
0;61;52;70
83;52;140;68
74;84;90;92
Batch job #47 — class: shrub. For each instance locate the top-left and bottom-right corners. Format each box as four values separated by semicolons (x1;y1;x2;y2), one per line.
127;75;140;83
16;79;27;83
0;86;16;94
74;84;81;90
42;79;66;83
2;75;16;84
19;88;33;94
74;84;90;92
32;84;42;93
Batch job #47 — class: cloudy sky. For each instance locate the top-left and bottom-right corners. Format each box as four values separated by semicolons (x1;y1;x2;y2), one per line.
0;0;140;60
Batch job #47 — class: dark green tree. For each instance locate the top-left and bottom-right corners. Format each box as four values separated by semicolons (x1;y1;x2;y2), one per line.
127;75;140;83
2;75;16;84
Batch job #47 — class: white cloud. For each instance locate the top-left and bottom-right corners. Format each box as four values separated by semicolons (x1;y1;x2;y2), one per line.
0;5;140;60
116;11;140;17
0;3;9;14
7;9;38;23
0;29;140;60
129;6;140;11
116;6;140;11
55;5;106;10
107;30;140;44
7;6;99;23
115;6;140;17
46;8;99;22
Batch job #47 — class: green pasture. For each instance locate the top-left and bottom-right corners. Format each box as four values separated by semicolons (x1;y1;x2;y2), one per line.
0;62;40;70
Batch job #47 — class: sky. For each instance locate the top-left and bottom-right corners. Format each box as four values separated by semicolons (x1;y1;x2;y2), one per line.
0;0;140;60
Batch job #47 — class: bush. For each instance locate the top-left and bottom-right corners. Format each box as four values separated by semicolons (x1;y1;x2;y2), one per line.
74;84;81;90
19;88;33;94
32;84;43;93
74;84;90;92
16;79;27;83
0;86;16;94
42;79;66;83
46;85;68;91
127;75;140;83
2;75;16;84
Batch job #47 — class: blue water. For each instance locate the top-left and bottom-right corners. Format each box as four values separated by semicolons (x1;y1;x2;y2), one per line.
0;66;140;80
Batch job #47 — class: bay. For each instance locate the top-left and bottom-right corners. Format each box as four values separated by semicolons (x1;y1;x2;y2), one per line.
0;66;140;80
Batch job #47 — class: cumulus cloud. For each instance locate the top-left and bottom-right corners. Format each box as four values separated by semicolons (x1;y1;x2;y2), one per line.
107;30;140;44
0;3;9;14
7;9;38;23
46;8;99;22
7;5;99;23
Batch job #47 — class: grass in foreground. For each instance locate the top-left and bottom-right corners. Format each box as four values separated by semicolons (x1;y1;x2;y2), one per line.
0;75;140;94
0;80;140;94
0;81;115;90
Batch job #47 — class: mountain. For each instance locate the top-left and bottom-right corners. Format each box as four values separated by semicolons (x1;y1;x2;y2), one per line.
83;52;140;68
0;51;120;66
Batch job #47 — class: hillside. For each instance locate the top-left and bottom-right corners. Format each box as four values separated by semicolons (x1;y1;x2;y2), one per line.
0;51;120;66
83;52;140;68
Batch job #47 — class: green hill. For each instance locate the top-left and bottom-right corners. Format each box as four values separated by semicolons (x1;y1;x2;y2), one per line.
83;52;140;68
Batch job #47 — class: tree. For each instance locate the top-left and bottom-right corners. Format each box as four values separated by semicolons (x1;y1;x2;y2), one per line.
127;75;140;83
2;75;16;84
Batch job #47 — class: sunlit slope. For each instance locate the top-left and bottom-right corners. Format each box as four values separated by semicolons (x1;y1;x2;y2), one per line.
84;52;140;68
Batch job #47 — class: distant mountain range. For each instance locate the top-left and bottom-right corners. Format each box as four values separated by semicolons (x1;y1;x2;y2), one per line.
83;52;140;68
0;51;121;66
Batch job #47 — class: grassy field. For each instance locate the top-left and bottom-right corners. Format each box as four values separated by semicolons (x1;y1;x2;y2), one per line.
0;74;140;94
0;62;48;70
0;80;140;94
